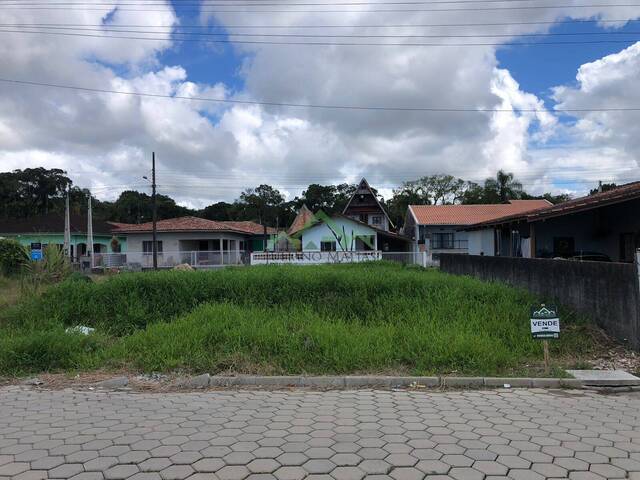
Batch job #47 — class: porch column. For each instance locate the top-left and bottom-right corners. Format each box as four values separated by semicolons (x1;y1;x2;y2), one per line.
219;236;224;265
529;223;536;258
236;238;240;264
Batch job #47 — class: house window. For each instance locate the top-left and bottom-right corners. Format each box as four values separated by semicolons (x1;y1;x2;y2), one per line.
320;240;337;252
371;215;382;225
432;233;454;249
142;240;163;254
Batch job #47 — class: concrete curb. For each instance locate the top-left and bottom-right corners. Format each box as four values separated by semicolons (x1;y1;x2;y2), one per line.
174;375;585;390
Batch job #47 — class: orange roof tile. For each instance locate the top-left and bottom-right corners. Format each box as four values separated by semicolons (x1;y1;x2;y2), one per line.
409;200;552;225
112;216;274;235
288;205;316;235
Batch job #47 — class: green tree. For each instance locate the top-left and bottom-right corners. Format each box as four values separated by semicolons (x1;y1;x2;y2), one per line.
0;168;72;218
484;170;523;203
199;201;235;221
236;184;286;227
386;181;426;228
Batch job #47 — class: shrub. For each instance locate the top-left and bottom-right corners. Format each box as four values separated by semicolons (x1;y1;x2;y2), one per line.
0;239;28;275
21;244;72;292
0;329;107;374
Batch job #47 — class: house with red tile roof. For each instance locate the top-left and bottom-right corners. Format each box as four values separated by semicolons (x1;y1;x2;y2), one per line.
463;182;640;262
403;200;552;260
111;216;276;268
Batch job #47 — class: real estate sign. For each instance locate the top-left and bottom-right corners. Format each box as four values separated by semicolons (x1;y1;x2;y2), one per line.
530;304;560;339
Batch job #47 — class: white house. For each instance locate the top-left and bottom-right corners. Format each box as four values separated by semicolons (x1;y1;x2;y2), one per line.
112;216;275;268
403;200;552;261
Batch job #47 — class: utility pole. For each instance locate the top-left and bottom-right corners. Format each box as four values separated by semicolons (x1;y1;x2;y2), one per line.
63;185;71;259
87;193;94;269
152;152;158;270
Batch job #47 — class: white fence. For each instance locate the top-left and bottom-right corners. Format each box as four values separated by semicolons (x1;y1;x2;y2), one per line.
251;251;381;265
94;250;245;269
251;251;435;267
91;250;437;269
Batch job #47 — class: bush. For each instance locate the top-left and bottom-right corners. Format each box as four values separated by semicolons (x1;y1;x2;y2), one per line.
0;329;107;375
1;263;594;376
21;244;72;292
7;263;538;335
0;239;27;275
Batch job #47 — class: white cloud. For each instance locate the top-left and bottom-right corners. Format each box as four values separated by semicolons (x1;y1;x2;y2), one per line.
0;1;639;207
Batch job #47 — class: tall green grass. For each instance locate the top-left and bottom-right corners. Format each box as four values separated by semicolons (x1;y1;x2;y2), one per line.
0;263;594;376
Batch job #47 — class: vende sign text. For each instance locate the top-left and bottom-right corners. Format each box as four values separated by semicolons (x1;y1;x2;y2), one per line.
530;305;560;340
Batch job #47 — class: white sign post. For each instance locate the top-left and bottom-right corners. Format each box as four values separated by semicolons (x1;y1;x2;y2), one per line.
530;304;560;374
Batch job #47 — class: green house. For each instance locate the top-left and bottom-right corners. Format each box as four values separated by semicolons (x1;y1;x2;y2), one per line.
0;213;126;261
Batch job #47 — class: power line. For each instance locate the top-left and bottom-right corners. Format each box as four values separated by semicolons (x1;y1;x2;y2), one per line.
5;24;640;39
4;2;640;11
0;0;615;5
2;18;638;29
1;77;637;112
2;28;640;46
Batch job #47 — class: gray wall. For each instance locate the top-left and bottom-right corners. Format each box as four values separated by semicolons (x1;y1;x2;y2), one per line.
440;253;640;350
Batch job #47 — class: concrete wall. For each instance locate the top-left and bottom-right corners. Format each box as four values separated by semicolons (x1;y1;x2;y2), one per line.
440;253;640;350
301;218;376;252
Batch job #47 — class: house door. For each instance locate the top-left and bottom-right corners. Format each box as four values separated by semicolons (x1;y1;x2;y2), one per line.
620;233;635;262
553;237;575;257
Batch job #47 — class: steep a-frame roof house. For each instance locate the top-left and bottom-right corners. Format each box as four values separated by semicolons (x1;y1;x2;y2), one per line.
342;178;394;232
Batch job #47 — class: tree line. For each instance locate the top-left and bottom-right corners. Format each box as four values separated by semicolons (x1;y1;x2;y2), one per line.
0;168;586;229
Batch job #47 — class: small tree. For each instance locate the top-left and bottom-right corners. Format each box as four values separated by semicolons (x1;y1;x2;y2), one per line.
0;239;28;275
110;236;121;253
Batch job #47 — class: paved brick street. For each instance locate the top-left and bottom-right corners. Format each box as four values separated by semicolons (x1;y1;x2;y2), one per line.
1;387;640;480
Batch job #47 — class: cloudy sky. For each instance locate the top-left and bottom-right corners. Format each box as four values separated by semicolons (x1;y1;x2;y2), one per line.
0;0;639;207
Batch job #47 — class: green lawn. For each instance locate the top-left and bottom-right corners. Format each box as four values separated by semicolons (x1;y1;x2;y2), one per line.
0;263;596;376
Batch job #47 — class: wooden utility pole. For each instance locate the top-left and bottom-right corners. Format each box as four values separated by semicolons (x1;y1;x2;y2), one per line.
152;152;158;271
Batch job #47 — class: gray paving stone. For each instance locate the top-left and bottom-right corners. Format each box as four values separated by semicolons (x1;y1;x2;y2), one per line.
14;471;49;480
448;467;483;480
104;465;140;480
192;458;225;473
3;387;640;480
84;457;118;472
49;463;84;479
303;460;336;474
139;458;172;473
247;459;280;474
158;465;193;480
329;466;365;480
216;465;250;480
273;466;306;480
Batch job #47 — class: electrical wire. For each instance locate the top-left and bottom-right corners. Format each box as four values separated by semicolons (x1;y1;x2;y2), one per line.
0;77;637;112
2;27;640;46
1;19;638;29
4;24;640;39
3;2;640;12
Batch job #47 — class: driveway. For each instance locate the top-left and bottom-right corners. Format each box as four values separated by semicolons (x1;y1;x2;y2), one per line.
0;386;639;479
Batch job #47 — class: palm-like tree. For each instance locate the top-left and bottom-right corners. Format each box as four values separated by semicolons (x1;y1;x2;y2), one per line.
484;170;523;203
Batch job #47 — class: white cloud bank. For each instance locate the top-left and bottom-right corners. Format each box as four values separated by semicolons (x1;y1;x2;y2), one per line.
0;2;639;207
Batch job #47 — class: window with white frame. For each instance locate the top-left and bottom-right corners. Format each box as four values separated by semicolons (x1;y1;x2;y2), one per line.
371;215;382;225
142;240;163;254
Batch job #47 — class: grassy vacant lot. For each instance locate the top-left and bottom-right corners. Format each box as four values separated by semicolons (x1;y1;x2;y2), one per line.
0;263;595;377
